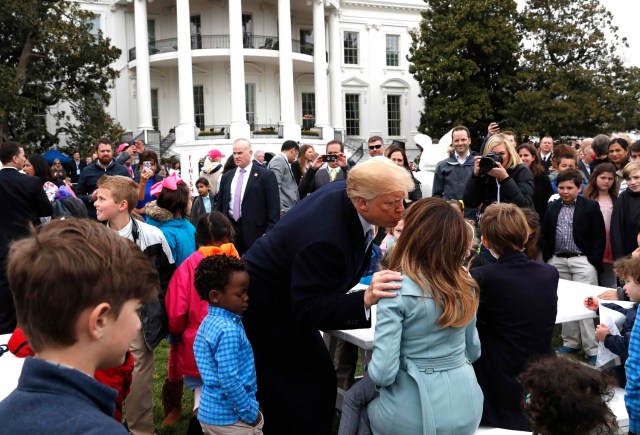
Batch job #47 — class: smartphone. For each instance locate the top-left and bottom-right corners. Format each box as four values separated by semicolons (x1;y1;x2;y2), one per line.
497;120;507;129
322;154;338;163
143;161;151;169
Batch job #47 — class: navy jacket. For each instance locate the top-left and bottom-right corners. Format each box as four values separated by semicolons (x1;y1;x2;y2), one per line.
471;251;559;431
241;180;373;434
541;195;606;272
0;357;126;434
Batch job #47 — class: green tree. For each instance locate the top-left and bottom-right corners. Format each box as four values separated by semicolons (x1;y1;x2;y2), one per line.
408;0;521;145
512;0;640;138
0;0;122;149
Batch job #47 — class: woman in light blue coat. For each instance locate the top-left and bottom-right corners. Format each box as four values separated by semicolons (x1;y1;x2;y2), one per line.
367;198;483;435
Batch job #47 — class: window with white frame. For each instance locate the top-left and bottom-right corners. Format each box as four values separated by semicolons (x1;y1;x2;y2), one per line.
345;94;360;136
344;31;359;65
386;35;399;67
301;93;315;129
193;86;205;130
387;95;401;136
191;15;202;49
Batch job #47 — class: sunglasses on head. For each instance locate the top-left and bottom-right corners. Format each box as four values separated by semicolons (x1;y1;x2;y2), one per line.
368;144;382;150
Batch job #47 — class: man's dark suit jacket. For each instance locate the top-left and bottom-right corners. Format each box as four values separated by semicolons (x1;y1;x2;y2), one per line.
298;165;348;197
214;161;279;255
65;159;86;183
0;168;53;333
242;180;372;435
471;251;559;431
541;195;606;271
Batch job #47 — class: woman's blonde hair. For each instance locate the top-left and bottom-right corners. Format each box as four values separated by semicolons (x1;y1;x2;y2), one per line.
387;197;479;328
484;133;521;170
347;156;414;201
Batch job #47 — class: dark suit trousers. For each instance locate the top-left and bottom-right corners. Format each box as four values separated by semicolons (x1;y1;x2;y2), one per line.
244;319;337;435
230;218;249;256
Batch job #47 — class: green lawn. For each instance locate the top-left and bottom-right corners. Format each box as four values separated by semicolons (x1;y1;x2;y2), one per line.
151;341;193;434
146;325;571;434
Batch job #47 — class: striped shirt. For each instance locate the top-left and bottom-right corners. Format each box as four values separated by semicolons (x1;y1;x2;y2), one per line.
194;306;259;426
626;319;640;432
554;201;581;254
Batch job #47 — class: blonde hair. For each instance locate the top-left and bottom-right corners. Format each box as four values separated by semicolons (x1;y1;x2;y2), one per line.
480;203;528;256
387;198;479;328
484;134;521;170
347;156;414;201
623;161;640;180
97;175;139;213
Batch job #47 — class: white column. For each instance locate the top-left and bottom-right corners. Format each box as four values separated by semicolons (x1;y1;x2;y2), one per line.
328;9;343;133
134;0;154;131
175;0;196;144
313;0;332;140
229;0;250;140
278;0;300;140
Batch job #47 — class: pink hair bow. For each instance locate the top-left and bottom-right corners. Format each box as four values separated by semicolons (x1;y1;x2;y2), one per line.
150;173;183;197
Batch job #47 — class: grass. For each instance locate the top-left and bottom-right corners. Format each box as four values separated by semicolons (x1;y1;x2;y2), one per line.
150;341;193;434
144;324;580;434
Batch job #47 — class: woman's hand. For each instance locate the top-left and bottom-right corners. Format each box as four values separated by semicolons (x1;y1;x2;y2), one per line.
363;270;402;309
487;162;509;181
472;155;482;176
140;167;153;182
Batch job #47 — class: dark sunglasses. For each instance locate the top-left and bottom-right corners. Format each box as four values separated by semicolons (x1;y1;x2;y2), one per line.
368;144;382;150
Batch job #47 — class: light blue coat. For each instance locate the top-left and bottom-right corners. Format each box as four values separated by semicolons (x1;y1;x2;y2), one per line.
367;277;483;435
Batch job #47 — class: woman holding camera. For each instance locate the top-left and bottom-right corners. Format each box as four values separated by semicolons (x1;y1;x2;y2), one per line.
463;134;534;217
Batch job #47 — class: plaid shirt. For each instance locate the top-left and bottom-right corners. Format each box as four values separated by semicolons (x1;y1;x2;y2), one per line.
626;318;640;432
194;306;259;426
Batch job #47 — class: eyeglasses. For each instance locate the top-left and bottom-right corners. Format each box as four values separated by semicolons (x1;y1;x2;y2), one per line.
368;144;382;150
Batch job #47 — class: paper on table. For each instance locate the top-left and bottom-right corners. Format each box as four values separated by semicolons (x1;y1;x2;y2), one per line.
596;304;627;368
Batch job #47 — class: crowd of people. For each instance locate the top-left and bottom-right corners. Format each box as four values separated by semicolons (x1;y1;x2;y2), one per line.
0;126;639;435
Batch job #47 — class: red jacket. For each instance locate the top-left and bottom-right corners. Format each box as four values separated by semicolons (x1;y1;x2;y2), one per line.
8;327;134;422
165;244;239;377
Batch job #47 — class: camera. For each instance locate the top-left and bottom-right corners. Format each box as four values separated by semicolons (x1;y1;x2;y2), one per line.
322;154;338;163
479;152;503;175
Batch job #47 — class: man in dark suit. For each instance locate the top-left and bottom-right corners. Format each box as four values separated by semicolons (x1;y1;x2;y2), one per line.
539;136;554;173
298;140;349;198
0;142;53;333
242;157;415;434
471;203;559;431
65;151;87;183
215;138;280;255
542;168;606;363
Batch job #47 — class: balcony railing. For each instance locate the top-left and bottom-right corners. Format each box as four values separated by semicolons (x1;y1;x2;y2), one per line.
129;34;314;61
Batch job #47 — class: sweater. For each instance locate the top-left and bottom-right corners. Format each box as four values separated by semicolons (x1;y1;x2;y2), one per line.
611;189;640;259
0;357;127;434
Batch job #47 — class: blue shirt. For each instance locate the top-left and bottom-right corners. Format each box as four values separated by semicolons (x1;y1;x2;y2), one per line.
626;319;640;432
194;306;259;426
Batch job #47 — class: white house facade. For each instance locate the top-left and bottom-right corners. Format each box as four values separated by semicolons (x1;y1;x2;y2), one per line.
72;0;426;189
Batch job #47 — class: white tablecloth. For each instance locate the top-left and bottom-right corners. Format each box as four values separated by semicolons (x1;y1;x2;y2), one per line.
326;278;632;351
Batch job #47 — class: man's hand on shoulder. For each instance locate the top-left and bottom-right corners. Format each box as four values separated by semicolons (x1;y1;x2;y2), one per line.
363;270;402;309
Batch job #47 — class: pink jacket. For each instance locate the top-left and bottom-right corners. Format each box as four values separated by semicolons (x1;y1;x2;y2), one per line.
165;244;239;377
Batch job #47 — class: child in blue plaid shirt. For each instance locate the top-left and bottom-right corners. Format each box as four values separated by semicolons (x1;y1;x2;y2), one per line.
193;255;263;434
